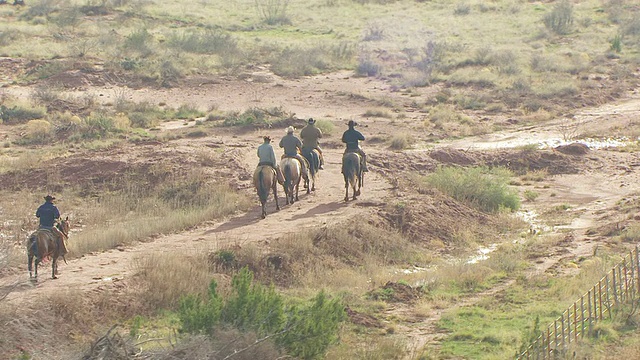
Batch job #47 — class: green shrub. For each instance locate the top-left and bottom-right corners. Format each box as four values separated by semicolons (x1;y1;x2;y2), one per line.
543;0;573;35
356;56;381;77
0;104;46;124
77;113;116;139
174;104;204;119
524;190;539;202
314;119;335;136
178;267;346;359
221;107;286;127
255;0;291;25
167;29;238;55
276;290;346;359
123;28;154;57
424;166;520;212
610;34;623;53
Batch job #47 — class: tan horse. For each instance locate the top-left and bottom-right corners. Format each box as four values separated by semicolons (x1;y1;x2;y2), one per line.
253;165;280;219
27;217;70;280
342;152;363;202
281;157;303;205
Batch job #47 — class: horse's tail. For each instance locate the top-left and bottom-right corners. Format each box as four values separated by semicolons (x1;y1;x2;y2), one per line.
27;233;36;256
283;162;291;191
343;153;359;187
257;168;269;204
301;148;316;179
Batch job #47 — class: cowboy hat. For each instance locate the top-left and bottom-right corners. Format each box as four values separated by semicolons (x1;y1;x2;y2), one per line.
347;120;358;127
308;118;316;124
44;195;55;201
286;126;295;133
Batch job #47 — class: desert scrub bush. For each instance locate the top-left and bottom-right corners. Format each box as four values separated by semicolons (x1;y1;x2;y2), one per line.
25;61;72;81
74;112;117;139
255;0;291;25
543;0;573;35
269;45;333;78
388;134;415;150
363;23;384;41
19;0;59;20
363;109;392;118
453;93;488;110
221;107;288;127
427;104;471;128
533;80;578;100
523;190;539;202
166;29;238;56
424;166;520;213
18;119;53;144
314;119;334;136
356;55;382;77
122;28;155;58
0;103;46;124
174;104;204;120
178;267;346;358
447;68;497;88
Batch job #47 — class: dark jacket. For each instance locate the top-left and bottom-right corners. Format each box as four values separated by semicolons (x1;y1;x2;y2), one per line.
36;201;60;228
341;128;365;150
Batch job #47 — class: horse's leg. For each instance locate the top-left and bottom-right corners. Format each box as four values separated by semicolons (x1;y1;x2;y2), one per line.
51;257;58;279
295;179;300;201
28;252;33;278
344;178;349;202
261;201;267;219
352;184;358;200
273;182;280;211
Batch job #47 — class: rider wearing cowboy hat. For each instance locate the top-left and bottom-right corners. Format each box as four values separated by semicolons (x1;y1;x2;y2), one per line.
300;118;325;170
35;194;67;254
279;126;310;184
341;120;368;172
257;135;285;184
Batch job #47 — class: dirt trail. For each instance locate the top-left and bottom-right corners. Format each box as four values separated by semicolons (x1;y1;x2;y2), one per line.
1;141;393;307
2;75;640;358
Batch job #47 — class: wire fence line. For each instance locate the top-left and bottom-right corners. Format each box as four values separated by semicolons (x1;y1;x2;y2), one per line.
518;246;640;359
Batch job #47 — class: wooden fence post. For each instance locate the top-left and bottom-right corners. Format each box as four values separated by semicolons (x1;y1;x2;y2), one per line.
580;296;585;338
587;289;593;335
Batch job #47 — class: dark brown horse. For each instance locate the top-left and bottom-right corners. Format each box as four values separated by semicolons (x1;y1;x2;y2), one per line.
342;152;363;201
253;165;280;219
281;157;303;205
27;217;70;280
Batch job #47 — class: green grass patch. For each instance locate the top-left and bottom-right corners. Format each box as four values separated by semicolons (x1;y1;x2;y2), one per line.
422;166;520;213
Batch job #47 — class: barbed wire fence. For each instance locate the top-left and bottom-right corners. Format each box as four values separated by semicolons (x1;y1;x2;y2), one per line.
518;246;640;359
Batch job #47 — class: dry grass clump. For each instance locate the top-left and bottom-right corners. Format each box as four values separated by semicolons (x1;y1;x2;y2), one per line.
388;133;415;150
132;250;214;309
222;219;427;290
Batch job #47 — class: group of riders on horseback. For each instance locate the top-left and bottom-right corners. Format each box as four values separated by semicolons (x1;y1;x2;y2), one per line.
254;118;368;216
257;118;368;184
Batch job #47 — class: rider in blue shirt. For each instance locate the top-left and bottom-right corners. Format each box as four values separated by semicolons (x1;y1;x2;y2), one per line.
36;195;60;229
341;120;368;172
